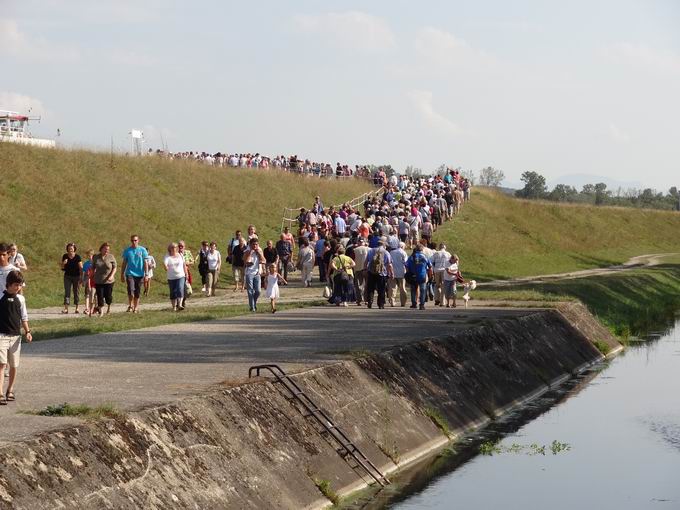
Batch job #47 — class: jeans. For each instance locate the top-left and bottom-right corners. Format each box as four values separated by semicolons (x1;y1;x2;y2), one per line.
168;277;185;300
410;281;427;306
245;273;261;310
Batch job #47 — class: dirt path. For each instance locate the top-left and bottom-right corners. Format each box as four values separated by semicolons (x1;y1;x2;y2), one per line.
480;253;679;288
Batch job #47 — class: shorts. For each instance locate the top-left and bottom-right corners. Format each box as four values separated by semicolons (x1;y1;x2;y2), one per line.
232;266;244;283
0;335;21;368
126;276;143;298
443;280;457;299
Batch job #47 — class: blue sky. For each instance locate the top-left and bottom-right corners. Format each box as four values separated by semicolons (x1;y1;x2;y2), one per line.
2;0;679;190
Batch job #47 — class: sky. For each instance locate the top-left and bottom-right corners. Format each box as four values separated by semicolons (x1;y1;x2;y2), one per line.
2;0;679;190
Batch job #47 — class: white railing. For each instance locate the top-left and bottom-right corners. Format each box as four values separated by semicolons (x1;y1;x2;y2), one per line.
280;187;385;233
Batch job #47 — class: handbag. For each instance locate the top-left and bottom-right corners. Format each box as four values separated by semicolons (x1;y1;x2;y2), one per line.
404;270;416;286
322;286;331;298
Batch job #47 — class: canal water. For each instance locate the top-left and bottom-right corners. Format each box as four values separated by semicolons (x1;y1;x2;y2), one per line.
360;320;680;509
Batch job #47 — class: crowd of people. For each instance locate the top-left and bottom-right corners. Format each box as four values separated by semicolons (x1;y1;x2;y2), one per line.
147;148;384;180
0;167;471;403
286;168;471;309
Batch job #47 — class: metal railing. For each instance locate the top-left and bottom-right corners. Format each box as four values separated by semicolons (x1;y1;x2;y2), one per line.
249;364;390;487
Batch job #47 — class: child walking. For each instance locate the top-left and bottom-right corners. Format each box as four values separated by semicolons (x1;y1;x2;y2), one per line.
82;249;96;316
265;263;287;313
0;271;32;404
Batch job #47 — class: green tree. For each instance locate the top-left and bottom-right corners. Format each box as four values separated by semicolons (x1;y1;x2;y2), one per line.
549;184;578;202
594;183;610;205
515;171;547;199
478;166;505;187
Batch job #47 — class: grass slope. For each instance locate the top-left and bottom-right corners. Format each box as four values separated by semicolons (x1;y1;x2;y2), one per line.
477;265;680;337
1;144;373;307
437;187;680;281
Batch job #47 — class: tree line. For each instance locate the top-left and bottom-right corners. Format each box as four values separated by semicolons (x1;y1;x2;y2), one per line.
516;171;680;211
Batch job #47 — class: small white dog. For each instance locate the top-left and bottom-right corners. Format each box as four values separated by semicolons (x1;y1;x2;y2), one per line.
462;280;477;308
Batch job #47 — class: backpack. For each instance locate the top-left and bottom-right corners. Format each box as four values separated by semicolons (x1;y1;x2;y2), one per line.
369;249;386;275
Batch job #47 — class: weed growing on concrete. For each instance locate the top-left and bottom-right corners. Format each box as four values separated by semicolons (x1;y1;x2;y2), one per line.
424;407;451;438
376;440;401;465
313;478;340;506
36;402;122;419
592;340;612;356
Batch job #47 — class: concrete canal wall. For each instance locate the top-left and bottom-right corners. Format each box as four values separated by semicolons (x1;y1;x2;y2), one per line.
0;303;619;509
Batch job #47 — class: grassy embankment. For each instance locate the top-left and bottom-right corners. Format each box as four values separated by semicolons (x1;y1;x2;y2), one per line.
0;143;373;309
433;188;680;335
436;187;680;281
4;143;680;339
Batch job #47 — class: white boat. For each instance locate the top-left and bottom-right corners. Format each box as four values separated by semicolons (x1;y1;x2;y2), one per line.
0;110;55;148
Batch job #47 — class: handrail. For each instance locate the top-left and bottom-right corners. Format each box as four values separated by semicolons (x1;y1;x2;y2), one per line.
249;364;390;487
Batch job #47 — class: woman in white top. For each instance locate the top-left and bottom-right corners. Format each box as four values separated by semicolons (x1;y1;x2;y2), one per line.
443;254;460;308
163;243;187;311
205;241;222;297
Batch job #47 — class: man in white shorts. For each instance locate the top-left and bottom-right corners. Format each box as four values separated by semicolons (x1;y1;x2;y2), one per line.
0;270;32;405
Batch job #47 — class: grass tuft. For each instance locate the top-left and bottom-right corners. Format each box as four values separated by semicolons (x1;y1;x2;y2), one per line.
313;478;340;506
592;340;612;356
424;407;451;438
36;402;122;419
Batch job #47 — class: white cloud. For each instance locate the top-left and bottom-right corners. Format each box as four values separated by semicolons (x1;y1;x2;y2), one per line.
608;123;631;144
601;42;680;74
0;91;49;117
293;11;396;52
408;90;465;137
414;27;497;69
0;19;80;62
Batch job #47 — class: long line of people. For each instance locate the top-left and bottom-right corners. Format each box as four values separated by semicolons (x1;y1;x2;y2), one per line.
281;168;471;309
147;149;384;180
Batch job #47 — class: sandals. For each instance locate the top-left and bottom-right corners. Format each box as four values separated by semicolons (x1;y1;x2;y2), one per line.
6;392;15;402
0;396;6;405
61;310;69;314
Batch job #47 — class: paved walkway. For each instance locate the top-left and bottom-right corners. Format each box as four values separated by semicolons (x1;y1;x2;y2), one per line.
1;304;536;443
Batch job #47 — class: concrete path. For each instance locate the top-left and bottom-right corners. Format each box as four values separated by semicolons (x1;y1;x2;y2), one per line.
0;304;536;443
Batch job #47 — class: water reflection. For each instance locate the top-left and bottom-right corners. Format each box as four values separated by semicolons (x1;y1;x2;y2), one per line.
353;320;680;510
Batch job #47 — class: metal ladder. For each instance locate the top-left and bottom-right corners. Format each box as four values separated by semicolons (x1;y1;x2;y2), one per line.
248;364;390;487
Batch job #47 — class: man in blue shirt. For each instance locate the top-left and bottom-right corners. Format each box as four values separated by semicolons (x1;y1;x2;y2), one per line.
405;244;432;309
120;234;149;313
364;240;393;309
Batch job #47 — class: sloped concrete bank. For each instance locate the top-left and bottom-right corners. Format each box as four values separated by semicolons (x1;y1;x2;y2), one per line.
0;303;619;509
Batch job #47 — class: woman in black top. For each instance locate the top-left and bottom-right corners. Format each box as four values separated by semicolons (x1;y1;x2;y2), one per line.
61;242;83;314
